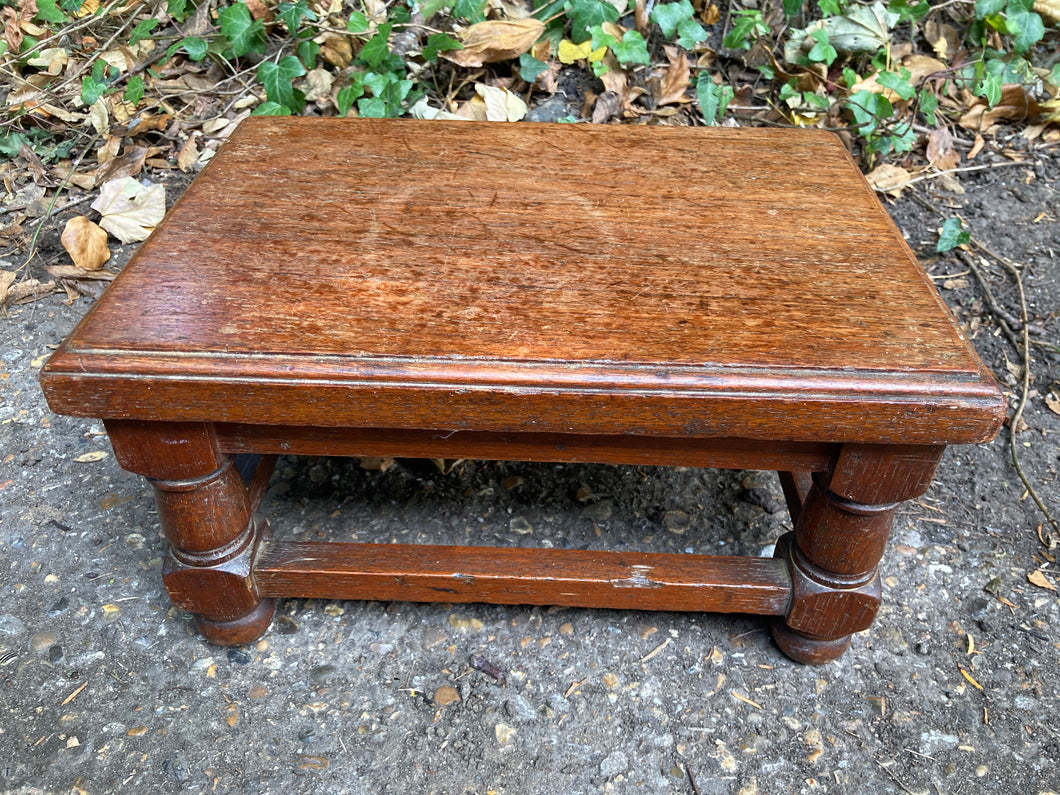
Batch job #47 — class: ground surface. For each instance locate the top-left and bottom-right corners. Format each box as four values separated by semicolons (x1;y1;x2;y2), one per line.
1;133;1058;795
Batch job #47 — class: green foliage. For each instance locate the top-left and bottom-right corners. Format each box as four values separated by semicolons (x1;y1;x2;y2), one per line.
423;33;462;63
807;29;837;65
650;0;708;48
258;56;307;115
519;53;549;82
35;0;69;25
453;0;488;22
218;2;267;58
129;19;159;46
724;10;769;50
696;72;733;125
937;217;971;252
80;61;108;106
567;0;620;44
124;75;145;105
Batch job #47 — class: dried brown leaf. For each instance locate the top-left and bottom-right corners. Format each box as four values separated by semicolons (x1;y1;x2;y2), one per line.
442;18;545;67
2;278;56;307
176;135;200;172
701;2;719;24
924;20;959;60
959;85;1041;133
634;0;649;33
321;35;352;68
0;271;15;304
591;90;621;123
94;144;148;183
927;128;960;172
1027;570;1057;591
901;54;946;85
1034;0;1059;24
653;46;691;106
60;217;111;271
866;163;911;197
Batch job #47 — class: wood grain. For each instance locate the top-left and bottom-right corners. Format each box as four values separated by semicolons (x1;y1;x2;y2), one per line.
41;118;1005;445
256;541;793;616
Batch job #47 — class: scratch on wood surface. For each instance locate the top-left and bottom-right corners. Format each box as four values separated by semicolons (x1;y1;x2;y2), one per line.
611;565;662;589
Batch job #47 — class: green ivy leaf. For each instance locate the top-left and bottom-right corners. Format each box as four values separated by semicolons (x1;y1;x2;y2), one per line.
59;0;82;12
818;0;842;15
784;0;806;16
297;39;319;68
181;36;208;60
650;0;695;38
420;0;452;18
807;29;837;64
167;0;188;22
80;62;107;106
336;81;364;116
218;2;267;58
347;11;369;32
845;88;892;135
613;31;650;64
696;72;733;125
423;32;462;62
918;90;938;125
977;74;1002;106
360;22;394;68
252;101;292;116
519;53;549;82
1047;64;1060;90
0;132;28;158
567;0;620;43
877;68;915;100
258;56;307;112
937;217;970;252
452;0;487;22
676;18;708;49
129;18;159;46
886;0;928;23
35;0;69;25
1006;9;1044;53
358;97;388;117
124;74;144;105
278;0;317;33
973;0;1005;18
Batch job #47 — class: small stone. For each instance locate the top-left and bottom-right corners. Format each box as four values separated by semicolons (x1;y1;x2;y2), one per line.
48;597;69;617
975;765;987;777
66;736;80;749
44;573;59;583
503;693;538;723
602;672;619;690
323;603;345;617
559;622;573;635
190;657;214;672
227;648;252;665
494;723;516;745
600;750;629;779
101;604;121;622
310;664;338;684
248;684;268;700
48;644;63;663
124;533;145;549
434;685;460;706
275;616;298;635
127;726;148;736
30;631;57;652
502;476;524;490
509;517;533;535
449;614;484;632
663;510;691;534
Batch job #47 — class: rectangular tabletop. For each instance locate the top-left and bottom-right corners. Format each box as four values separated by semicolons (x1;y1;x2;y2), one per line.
41;118;1004;445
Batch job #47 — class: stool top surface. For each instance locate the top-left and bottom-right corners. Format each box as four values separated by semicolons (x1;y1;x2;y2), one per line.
42;118;1003;444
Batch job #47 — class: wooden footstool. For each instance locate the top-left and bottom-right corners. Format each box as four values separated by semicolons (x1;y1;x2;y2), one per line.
41;118;1004;663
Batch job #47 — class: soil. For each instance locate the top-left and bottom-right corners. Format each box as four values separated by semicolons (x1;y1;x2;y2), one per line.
1;133;1058;794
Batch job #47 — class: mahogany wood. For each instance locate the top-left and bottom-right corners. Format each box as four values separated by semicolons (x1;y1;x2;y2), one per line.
39;119;1007;664
256;542;792;615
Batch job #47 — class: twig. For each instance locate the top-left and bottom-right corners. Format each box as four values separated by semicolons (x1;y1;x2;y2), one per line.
912;189;1059;543
956;250;1022;350
974;241;1060;541
885;160;1029;192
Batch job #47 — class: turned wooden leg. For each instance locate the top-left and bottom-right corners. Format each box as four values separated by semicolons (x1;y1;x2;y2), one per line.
773;444;944;664
106;420;275;645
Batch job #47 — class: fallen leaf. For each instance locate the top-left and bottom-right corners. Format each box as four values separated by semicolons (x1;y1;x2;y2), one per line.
701;3;720;25
866;163;911;197
1034;0;1059;24
60;217;111;271
1;278;56;306
95;144;148;183
901;54;946;85
470;83;528;122
653;46;691;106
1045;390;1060;416
959;85;1041;133
304;68;334;102
0;271;15;304
1028;570;1057;591
91;178;166;243
74;451;109;463
442;18;544;67
927;127;960;171
321;35;352;68
785;1;895;63
558;38;593;64
591;90;621;123
177;135;200;172
924;20;959;60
